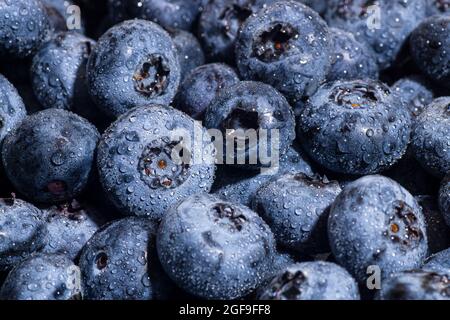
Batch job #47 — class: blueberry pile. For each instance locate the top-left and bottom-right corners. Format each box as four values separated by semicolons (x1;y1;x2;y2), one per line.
0;0;450;301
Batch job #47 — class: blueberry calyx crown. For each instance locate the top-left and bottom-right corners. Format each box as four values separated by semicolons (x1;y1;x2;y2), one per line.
212;203;247;232
133;54;170;98
383;200;424;250
293;173;334;188
252;23;299;63
138;137;190;190
219;3;253;38
95;252;108;270
329;82;388;109
267;269;306;300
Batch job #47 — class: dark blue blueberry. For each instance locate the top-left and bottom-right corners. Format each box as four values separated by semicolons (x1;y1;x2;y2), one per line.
0;0;52;59
258;262;360;300
198;0;275;63
204;81;296;170
423;248;450;274
377;270;450;300
325;0;427;70
328;175;428;283
327;28;379;82
157;193;277;299
39;200;105;261
253;173;341;255
108;0;203;31
2;109;100;204
439;173;450;226
175;63;239;120
87;20;180;118
79;217;176;300
415;195;450;254
410;15;450;83
411;97;450;178
97;105;216;220
426;0;450;15
169;29;205;82
0;74;27;144
31;32;103;125
214;143;314;206
298;0;328;14
0;198;47;272
235;1;331;103
0;254;81;300
392;76;434;120
297;79;412;175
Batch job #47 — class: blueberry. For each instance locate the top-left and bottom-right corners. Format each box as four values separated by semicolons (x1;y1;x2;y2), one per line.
253;173;341;255
40;200;105;261
423;248;450;274
175;63;239;120
0;254;81;300
214;143;314;206
2;109;100;203
439;173;450;226
0;0;52;59
79;217;175;300
0;198;47;271
426;0;450;15
327;28;379;82
298;0;328;14
235;1;331;103
328;175;428;283
198;0;275;63
325;0;427;70
169;29;205;81
410;15;450;83
87;20;180;118
411;97;450;178
108;0;203;31
392;76;434;120
258;262;360;300
31;32;102;124
97;105;216;220
415;195;450;254
297;79;411;175
157;193;277;299
377;270;450;300
0;74;27;144
204;81;296;169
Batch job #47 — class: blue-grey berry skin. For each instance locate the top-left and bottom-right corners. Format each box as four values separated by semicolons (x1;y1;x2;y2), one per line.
327;28;379;82
198;0;276;64
175;63;239;120
439;174;450;226
97;105;216;220
253;173;341;255
411;97;450;178
416;196;450;254
410;15;450;83
170;29;205;82
298;0;327;14
328;175;428;283
0;198;47;272
108;0;203;31
205;81;296;170
87;20;180;118
0;74;27;144
258;262;360;300
214;143;314;207
1;109;100;204
79;217;176;300
31;32;101;124
235;1;331;103
426;0;450;15
157;193;277;300
424;248;450;274
325;0;427;70
39;200;105;261
377;270;450;300
392;76;434;121
297;79;412;175
0;254;81;300
0;0;52;59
